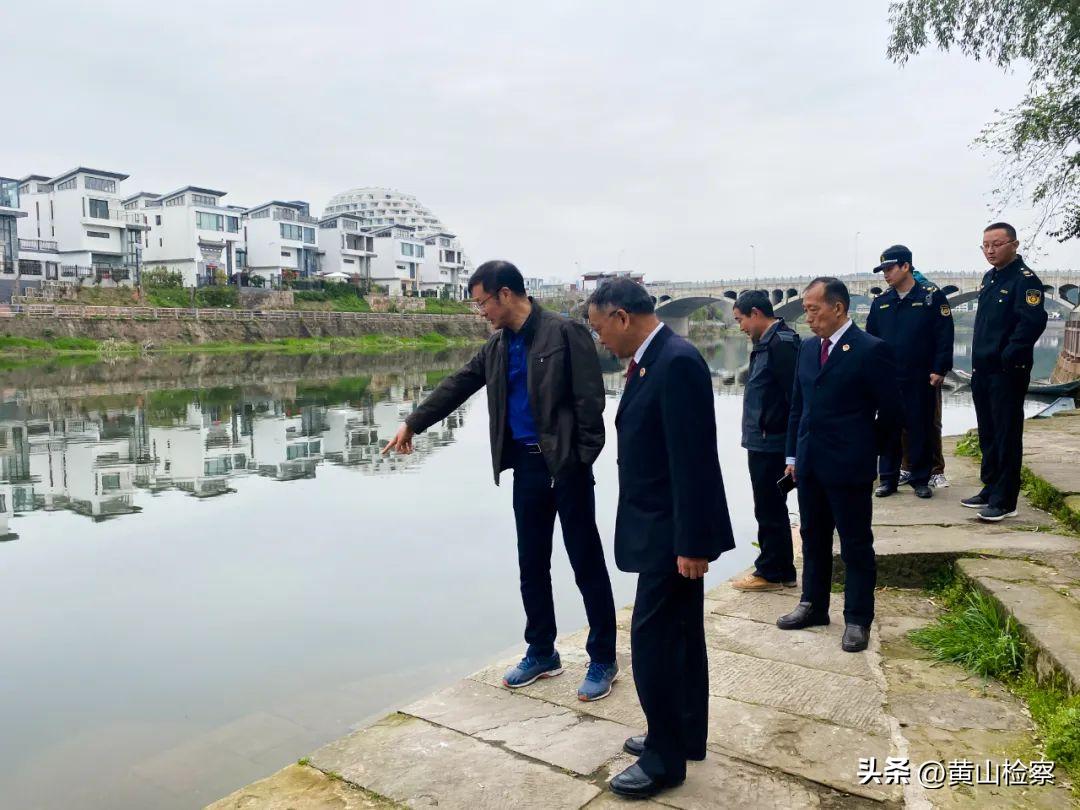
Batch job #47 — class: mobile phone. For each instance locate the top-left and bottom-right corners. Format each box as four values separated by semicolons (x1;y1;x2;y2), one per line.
776;473;796;495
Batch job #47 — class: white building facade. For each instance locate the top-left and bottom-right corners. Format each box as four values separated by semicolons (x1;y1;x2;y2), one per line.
419;232;467;299
317;214;376;285
244;201;319;285
367;225;428;296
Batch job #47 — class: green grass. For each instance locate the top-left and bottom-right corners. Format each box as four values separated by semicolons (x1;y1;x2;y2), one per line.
955;429;982;458
910;573;1080;789
145;287;192;308
424;298;473;314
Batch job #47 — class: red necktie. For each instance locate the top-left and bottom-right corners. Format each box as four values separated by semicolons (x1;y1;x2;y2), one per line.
819;338;831;368
625;358;638;381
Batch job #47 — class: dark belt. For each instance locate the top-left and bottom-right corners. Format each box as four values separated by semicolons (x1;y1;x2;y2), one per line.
516;440;543;455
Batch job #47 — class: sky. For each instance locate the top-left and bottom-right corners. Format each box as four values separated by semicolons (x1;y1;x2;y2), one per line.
7;0;1079;282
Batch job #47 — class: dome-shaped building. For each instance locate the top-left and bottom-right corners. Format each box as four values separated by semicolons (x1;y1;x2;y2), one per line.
322;187;447;234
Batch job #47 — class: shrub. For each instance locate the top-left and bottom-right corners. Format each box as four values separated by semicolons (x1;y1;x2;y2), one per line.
194;287;238;308
142;267;184;288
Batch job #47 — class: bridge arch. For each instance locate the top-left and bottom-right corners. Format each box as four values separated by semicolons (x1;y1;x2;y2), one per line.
941;284;960;296
1060;284;1078;306
655;296;734;335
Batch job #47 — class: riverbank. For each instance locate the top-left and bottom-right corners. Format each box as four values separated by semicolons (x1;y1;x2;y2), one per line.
211;411;1080;808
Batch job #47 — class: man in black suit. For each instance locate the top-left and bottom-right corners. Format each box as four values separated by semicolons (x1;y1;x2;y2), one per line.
587;278;735;799
779;277;902;653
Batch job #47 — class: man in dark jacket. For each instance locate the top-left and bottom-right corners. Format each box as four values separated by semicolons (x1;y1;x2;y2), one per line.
866;245;954;500
731;290;800;591
383;260;618;701
961;223;1048;522
779;278;902;653
587;278;735;800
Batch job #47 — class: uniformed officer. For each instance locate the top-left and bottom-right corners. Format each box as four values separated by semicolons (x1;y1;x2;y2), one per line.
866;245;954;499
962;223;1048;522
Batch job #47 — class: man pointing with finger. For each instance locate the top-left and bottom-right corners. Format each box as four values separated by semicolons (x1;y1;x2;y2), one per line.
587;278;734;800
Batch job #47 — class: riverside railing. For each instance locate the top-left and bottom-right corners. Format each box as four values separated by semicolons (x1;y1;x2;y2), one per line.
1;304;481;325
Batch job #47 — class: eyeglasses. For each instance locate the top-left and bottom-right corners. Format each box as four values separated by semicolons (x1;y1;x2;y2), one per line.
981;239;1016;251
470;293;497;312
586;308;623;339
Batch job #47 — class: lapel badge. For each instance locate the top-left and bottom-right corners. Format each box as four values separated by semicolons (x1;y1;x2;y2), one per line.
639;366;647;378
842;344;851;352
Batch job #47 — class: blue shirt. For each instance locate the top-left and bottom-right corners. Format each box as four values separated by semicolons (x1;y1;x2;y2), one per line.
507;329;539;443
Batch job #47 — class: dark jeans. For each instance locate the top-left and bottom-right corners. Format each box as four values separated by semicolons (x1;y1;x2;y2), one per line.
511;444;617;665
631;569;707;783
880;379;934;487
971;369;1029;511
747;450;796;583
797;470;876;627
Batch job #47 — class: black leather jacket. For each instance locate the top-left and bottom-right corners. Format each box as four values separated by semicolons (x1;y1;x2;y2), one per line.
406;300;606;483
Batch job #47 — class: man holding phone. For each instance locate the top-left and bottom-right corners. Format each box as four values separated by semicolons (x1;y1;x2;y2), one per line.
730;291;800;592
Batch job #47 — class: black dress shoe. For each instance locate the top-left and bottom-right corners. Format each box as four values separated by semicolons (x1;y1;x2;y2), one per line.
874;482;897;498
623;735;705;761
842;623;870;652
776;601;830;630
913;484;933;499
609;762;683;799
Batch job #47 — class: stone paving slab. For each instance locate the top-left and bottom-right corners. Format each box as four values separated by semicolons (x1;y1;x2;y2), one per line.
206;764;398;809
707;649;890;736
402;679;635;775
309;714;600;809
706;695;899;802
958;557;1080;689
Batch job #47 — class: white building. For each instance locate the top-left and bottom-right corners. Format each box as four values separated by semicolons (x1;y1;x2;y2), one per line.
126;186;246;287
367;224;427;296
419;232;467;299
317;214;376;285
580;270;645;292
244;200;318;285
14;167;149;286
323;187;446;232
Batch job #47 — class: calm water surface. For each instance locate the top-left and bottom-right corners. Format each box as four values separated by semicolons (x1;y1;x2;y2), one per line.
0;328;1065;808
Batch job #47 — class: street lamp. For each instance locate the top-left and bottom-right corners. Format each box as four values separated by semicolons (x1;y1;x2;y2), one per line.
750;244;756;280
854;231;861;274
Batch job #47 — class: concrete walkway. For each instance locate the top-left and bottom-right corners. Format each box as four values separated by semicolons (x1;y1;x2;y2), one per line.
209;413;1080;809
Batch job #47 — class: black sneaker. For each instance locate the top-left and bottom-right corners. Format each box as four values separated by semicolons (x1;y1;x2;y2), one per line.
874;482;897;498
978;506;1018;522
960;494;988;509
913;484;933;499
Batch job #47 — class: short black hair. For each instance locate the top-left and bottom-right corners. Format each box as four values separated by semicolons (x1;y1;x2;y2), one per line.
586;277;655;314
733;290;774;318
468;260;526;296
985;222;1017;240
805;276;850;312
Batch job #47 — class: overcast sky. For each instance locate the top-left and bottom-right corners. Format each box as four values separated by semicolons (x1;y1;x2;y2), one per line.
8;0;1078;281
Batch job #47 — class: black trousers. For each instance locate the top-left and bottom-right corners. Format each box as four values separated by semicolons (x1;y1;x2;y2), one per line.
797;470;876;627
511;446;617;665
747;450;796;583
631;569;707;782
971;369;1029;511
880;378;934;487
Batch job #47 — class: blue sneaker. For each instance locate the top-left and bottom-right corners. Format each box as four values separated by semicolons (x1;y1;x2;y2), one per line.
577;661;619;702
502;652;563;688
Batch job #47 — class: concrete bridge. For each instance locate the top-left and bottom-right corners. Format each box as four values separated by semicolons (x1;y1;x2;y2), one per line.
648;271;1080;335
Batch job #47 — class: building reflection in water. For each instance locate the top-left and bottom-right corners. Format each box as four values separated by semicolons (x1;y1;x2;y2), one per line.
0;371;466;536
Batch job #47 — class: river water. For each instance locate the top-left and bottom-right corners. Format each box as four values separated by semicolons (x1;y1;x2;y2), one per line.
0;327;1066;809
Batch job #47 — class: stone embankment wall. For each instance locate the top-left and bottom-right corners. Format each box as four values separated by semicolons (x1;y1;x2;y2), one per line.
1051;310;1080;382
0;313;490;344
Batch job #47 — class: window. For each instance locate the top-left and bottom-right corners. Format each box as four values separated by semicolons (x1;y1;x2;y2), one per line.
402;243;414;257
196;212;223;231
88;198;109;219
320;219;338;229
56;178;77;191
416;245;424;258
191;193;217;206
87;231;111;239
281;251;291;257
85;176;116;193
226;216;239;233
155;215;161;225
165;195;185;207
100;473;121;491
249;208;269;218
280;223;305;240
303;227;315;244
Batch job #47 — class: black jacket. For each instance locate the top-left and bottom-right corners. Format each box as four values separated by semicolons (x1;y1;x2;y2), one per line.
741;318;800;453
972;256;1048;372
786;323;903;486
865;281;954;380
613;325;735;573
405;300;605;483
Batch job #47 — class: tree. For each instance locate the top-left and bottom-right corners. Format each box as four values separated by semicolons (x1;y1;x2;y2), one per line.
888;1;1080;240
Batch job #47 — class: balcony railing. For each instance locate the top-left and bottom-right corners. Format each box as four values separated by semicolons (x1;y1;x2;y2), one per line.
86;209;150;227
272;209;317;224
19;238;58;252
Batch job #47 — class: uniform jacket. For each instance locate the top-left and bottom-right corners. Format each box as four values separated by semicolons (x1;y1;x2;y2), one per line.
614;325;735;573
406;300;605;483
785;322;904;486
741;318;800;453
972;256;1049;372
865;282;954;380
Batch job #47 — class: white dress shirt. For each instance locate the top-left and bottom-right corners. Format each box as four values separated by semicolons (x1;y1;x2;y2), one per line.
786;318;853;465
633;321;666;366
